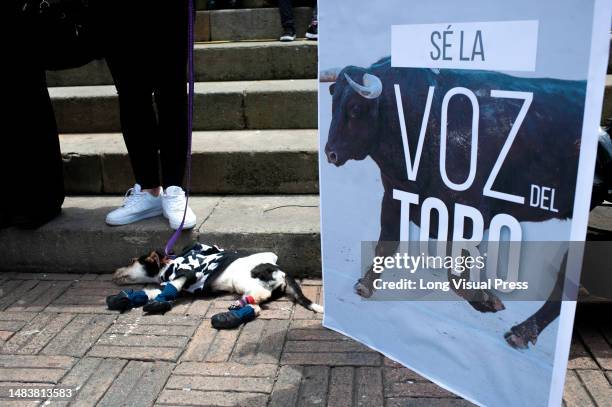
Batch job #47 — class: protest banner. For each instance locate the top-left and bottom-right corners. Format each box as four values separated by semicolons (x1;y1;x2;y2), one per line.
318;1;611;405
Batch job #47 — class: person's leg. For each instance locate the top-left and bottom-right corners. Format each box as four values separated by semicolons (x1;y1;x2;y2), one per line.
102;4;165;225
151;0;197;230
278;0;297;41
306;1;318;40
153;0;188;190
6;6;64;228
106;56;161;191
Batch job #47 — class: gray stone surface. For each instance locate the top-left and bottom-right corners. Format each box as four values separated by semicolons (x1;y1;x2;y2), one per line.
0;195;320;276
46;41;316;86
60;130;318;194
207;7;314;41
49;80;317;133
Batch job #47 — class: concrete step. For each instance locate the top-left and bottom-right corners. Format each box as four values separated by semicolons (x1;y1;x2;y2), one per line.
196;7;314;41
46;41;317;87
0;196;321;276
49;79;317;133
603;75;612;123
196;0;273;9
61;130;319;194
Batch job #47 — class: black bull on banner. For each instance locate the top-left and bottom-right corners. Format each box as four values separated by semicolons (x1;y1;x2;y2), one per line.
322;57;587;349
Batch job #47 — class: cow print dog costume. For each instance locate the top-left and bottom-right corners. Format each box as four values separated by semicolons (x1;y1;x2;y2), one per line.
107;243;323;329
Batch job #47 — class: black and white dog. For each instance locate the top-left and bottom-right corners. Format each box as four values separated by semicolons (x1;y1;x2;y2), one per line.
109;243;323;326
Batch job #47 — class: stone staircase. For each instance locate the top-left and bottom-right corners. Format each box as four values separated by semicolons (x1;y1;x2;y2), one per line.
1;2;321;276
3;4;612;279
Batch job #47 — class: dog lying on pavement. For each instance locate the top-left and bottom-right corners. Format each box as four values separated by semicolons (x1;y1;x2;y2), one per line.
107;243;323;329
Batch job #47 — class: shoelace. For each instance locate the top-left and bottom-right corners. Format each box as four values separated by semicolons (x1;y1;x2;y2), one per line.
122;188;145;208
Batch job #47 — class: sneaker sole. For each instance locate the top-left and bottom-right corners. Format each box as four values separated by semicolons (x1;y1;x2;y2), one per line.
106;208;163;226
169;218;197;230
305;33;318;40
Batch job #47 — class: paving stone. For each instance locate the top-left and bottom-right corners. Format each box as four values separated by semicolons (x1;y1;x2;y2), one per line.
229;319;289;364
284;340;373;353
181;321;217;362
564;370;597;407
157;389;269;407
383;366;426;383
59;357;126;406
579;325;612;370
384;381;457;398
287;320;348;341
297;365;330;407
10;273;86;281
7;281;72;312
115;314;200;327
97;361;173;407
204;326;243;362
106;323;197;337
0;355;75;384
97;334;189;349
327;367;355;407
1;313;75;355
0;280;40;311
166;374;274;393
568;334;600;369
174;362;278;377
41;314;115;357
281;352;381;366
0;355;75;369
355;367;384;407
576;369;612;407
88;345;182;362
252;319;290;364
269;365;303;407
184;298;213;316
386;398;475;407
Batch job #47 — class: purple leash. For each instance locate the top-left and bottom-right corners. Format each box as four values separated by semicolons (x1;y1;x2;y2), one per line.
165;0;195;257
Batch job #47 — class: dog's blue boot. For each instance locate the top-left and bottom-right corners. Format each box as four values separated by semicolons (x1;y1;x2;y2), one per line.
143;284;178;314
106;289;148;312
211;305;257;329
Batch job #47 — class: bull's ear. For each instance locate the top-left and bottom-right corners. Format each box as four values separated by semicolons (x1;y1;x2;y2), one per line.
329;83;336;95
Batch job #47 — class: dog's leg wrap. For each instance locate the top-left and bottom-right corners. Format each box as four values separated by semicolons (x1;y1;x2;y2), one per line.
154;284;179;302
106;289;149;312
211;304;259;330
143;278;186;314
229;295;256;310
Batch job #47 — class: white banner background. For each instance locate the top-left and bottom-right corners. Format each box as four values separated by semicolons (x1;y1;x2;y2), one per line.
318;1;611;405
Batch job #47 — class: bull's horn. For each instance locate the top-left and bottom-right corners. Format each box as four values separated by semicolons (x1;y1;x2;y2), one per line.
319;67;342;82
344;73;383;99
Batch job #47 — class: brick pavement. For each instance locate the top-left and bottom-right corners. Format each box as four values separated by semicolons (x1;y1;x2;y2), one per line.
0;274;609;406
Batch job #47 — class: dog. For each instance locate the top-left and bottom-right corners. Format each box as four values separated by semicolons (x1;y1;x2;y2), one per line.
108;243;323;327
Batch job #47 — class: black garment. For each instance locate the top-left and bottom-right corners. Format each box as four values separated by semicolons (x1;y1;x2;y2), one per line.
3;3;65;228
278;0;317;30
102;0;189;189
161;243;242;294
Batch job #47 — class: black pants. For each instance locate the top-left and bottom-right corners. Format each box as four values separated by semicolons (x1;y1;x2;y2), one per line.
4;4;65;226
103;1;189;189
278;0;317;30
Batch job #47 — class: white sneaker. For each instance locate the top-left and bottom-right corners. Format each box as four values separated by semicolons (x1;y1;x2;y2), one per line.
162;186;197;230
106;184;163;226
